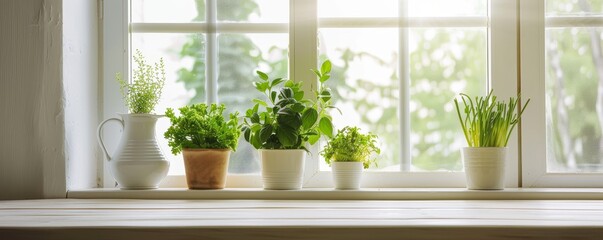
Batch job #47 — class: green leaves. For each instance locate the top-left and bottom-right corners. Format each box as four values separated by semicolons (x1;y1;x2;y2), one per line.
164;103;241;154
319;117;334;138
242;59;337;150
116;49;165;114
454;90;530;147
320;126;380;169
301;108;318;129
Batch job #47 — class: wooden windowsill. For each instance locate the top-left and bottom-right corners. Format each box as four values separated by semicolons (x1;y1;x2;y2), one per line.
67;187;603;200
1;198;603;239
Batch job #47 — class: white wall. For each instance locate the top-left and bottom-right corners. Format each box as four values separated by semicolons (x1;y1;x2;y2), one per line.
63;0;99;190
0;0;98;200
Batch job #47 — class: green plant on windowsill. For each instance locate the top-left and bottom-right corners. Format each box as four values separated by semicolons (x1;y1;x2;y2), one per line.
116;49;166;114
164;103;241;154
241;60;338;150
453;90;530;147
321;126;380;169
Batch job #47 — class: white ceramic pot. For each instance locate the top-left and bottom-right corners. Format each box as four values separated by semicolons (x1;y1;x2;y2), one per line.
331;162;363;190
97;114;170;189
462;147;506;190
259;149;306;190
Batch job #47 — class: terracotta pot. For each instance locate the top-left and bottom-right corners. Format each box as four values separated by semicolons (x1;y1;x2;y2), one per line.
183;149;230;189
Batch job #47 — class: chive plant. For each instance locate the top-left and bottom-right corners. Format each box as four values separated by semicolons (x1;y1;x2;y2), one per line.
454;90;530;147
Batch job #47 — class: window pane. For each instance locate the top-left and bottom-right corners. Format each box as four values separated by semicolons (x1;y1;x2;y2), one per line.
318;28;401;171
217;0;289;22
132;0;202;23
217;33;289;174
318;0;486;18
318;0;398;18
546;0;603;16
545;27;603;172
410;28;487;171
132;33;202;175
408;0;486;17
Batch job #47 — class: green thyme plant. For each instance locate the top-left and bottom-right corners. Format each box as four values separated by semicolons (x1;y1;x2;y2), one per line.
241;60;337;151
321;126;380;169
164;103;240;154
454;90;530;147
116;49;166;114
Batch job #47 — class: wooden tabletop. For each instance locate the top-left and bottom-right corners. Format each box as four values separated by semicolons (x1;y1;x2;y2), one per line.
1;199;603;239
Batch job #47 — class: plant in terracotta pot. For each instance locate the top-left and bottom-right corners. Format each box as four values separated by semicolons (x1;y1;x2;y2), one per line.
241;60;336;190
321;126;380;190
97;49;168;189
454;90;529;190
164;103;240;189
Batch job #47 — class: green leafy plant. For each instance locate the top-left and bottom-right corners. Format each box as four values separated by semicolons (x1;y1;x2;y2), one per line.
241;60;337;150
116;49;166;114
164;103;240;154
321;126;380;169
454;90;530;147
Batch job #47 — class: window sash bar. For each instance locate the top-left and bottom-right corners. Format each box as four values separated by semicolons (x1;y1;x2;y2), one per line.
319;17;488;28
545;16;603;28
130;23;289;33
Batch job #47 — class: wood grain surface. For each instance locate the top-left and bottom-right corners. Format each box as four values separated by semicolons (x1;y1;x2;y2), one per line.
1;199;603;239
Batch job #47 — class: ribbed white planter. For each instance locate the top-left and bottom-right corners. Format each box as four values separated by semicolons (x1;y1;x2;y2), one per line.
331;162;363;190
97;114;170;189
462;147;507;190
259;149;306;190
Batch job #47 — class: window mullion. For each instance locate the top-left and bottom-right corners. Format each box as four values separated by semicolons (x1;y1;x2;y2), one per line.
206;0;218;103
399;0;411;172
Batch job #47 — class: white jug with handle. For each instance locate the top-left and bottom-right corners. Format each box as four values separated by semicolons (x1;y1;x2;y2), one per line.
97;113;170;189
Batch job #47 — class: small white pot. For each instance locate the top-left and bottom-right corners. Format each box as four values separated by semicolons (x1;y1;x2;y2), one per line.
331;162;363;190
259;149;306;190
462;147;507;190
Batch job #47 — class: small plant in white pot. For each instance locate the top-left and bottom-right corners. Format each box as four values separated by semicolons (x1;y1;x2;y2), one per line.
321;126;380;190
454;90;529;190
241;60;336;190
164;104;240;189
97;49;168;189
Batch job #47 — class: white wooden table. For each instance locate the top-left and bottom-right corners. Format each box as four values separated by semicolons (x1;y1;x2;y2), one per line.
1;199;603;239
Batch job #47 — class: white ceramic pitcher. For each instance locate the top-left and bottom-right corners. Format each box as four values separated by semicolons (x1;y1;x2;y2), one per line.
97;113;169;189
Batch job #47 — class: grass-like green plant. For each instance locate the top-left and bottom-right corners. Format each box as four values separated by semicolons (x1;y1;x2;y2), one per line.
241;60;337;151
321;126;380;169
454;90;530;147
164;103;240;154
116;49;166;114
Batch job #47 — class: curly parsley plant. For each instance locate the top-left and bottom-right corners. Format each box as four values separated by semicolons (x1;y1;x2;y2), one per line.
116;49;165;114
164;104;240;154
321;126;380;169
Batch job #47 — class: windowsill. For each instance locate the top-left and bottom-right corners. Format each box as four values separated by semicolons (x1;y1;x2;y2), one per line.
68;188;603;200
3;198;603;239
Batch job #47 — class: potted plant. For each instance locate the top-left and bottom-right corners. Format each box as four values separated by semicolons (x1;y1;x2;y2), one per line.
164;103;240;189
321;126;380;190
454;90;529;190
241;60;336;190
97;49;168;189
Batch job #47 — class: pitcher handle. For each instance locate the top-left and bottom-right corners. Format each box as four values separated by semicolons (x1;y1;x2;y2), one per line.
97;117;124;161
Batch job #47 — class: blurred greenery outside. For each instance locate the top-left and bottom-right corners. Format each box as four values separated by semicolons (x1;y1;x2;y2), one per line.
151;0;603;173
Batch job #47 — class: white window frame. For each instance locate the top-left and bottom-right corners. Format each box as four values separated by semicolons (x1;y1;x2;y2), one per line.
102;0;520;188
521;0;603;187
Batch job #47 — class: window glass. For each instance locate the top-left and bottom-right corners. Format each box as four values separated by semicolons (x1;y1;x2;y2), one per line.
130;0;289;175
545;27;603;172
546;0;603;16
317;0;488;172
217;0;289;22
132;0;202;23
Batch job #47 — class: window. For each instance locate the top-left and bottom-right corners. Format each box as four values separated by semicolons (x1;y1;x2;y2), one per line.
103;0;520;188
522;0;603;187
